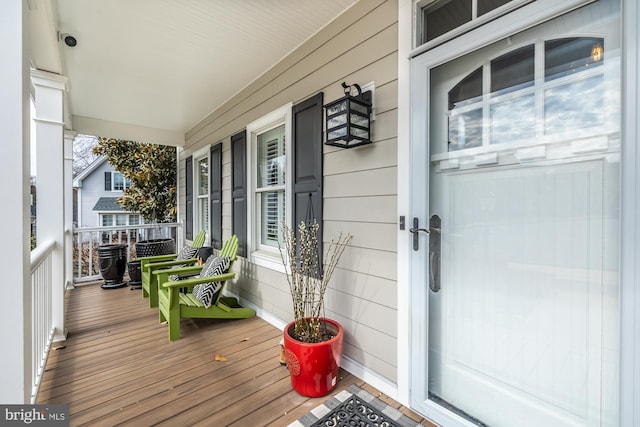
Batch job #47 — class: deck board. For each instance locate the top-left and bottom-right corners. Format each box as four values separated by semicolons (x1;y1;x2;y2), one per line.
37;283;435;426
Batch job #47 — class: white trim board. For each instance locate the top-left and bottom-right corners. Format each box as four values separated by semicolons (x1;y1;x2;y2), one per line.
620;0;640;423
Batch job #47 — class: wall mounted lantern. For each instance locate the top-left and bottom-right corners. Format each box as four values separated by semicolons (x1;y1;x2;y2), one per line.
324;82;372;148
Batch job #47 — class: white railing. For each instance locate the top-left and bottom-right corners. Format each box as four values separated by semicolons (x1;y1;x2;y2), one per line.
72;223;183;283
30;239;56;404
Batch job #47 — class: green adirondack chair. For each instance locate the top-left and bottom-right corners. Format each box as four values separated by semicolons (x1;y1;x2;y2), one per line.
140;229;207;308
154;234;255;341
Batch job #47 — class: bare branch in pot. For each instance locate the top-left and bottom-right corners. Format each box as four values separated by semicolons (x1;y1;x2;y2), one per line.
279;220;352;343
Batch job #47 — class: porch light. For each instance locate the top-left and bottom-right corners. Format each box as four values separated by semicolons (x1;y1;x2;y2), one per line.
591;43;603;62
324;82;372;148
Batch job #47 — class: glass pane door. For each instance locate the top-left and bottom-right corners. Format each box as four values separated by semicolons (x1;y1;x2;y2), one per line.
417;0;620;425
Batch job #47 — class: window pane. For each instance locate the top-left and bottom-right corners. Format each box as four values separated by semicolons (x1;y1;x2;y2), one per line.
261;190;285;248
491;44;534;94
448;67;483;151
257;125;285;189
478;0;512;16
544;75;604;135
197;158;208;196
423;0;472;43
128;214;140;225
545;38;604;81
491;94;536;144
449;67;482;110
115;214;127;226
197;198;208;232
449;108;483;151
113;172;124;191
102;215;113;227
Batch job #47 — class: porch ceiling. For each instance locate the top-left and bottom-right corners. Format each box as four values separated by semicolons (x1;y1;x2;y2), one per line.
30;0;357;146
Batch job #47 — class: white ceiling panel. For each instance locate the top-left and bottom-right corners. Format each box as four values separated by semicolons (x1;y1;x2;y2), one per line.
49;0;357;142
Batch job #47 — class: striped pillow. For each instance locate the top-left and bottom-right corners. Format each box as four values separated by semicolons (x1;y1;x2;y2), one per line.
168;246;199;281
192;257;231;308
176;245;198;261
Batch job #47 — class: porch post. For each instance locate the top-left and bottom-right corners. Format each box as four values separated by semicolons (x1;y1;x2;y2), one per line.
0;0;31;404
64;130;77;290
31;70;68;343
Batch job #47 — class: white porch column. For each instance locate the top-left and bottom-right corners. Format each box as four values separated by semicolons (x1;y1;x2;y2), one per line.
65;130;77;290
0;0;31;404
32;70;68;343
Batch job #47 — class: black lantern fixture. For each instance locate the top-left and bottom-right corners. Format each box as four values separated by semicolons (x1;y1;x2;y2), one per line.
324;82;372;148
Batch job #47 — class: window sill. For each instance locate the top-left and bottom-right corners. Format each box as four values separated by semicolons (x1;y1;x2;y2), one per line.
250;250;286;273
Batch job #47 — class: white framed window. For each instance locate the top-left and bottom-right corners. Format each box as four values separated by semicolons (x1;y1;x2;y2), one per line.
445;37;610;153
111;172;131;191
416;0;535;47
128;214;140;225
101;214;112;227
412;0;595;58
100;213;142;227
193;147;209;240
247;103;292;271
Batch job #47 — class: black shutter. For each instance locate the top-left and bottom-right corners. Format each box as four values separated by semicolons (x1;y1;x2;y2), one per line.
209;143;223;249
104;172;111;191
292;93;324;261
231;131;247;257
185;156;193;240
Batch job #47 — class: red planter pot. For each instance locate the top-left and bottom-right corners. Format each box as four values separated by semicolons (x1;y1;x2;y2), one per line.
283;318;344;397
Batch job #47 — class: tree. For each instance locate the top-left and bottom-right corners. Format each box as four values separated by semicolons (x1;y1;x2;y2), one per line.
93;138;177;223
72;134;100;177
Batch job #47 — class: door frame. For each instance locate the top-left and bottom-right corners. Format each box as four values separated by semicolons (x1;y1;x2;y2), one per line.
619;0;640;424
397;0;640;424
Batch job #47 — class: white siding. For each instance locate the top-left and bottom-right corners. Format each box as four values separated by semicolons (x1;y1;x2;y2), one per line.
77;161;125;227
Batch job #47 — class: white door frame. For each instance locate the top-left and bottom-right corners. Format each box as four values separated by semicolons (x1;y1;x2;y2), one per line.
619;0;640;423
396;0;640;424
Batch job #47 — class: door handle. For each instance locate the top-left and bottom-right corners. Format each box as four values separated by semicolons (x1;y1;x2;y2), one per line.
429;215;441;293
409;217;440;250
410;216;441;292
410;227;430;233
409;218;426;250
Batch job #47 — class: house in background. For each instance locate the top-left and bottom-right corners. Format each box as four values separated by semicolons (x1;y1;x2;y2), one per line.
72;156;143;228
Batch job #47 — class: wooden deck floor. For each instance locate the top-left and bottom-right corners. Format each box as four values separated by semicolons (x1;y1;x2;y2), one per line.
36;283;436;426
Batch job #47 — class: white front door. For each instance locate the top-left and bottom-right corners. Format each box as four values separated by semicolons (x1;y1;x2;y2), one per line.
410;1;620;425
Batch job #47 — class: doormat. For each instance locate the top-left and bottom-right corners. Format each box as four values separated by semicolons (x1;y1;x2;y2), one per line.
288;385;421;427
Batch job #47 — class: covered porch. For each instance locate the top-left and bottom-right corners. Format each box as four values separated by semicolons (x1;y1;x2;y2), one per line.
5;0;640;424
37;282;432;426
3;0;374;408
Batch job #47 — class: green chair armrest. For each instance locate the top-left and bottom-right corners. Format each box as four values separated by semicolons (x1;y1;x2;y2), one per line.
152;264;204;277
139;253;178;266
146;258;199;270
160;271;236;289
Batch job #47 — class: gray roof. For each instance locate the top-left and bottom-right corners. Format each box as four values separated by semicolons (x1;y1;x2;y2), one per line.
92;197;125;212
